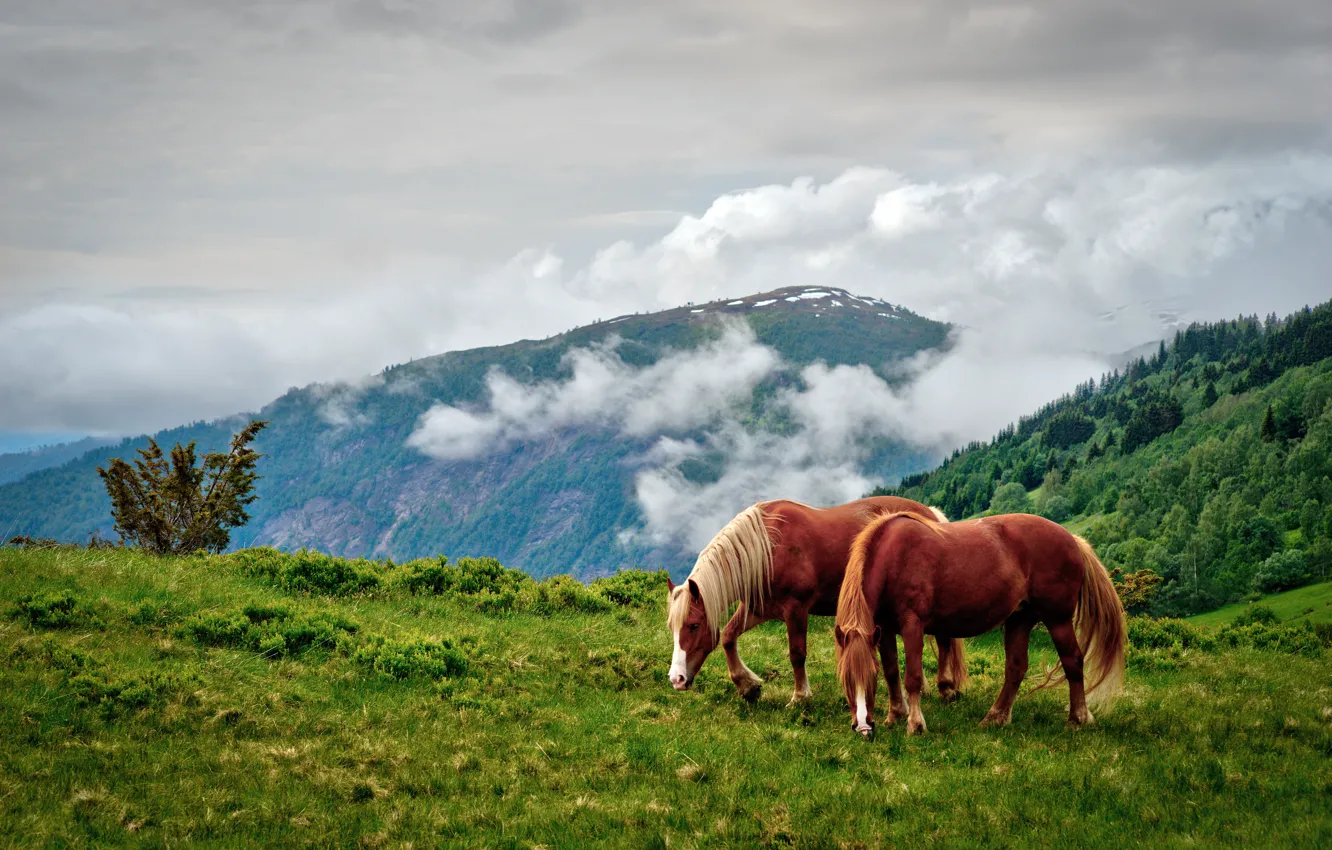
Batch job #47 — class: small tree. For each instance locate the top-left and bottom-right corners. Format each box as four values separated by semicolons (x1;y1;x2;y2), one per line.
97;420;268;554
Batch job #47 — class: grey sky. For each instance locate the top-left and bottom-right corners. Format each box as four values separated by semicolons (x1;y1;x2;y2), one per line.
2;0;1331;441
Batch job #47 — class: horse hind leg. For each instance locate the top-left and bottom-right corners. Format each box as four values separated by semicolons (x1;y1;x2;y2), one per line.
981;613;1035;728
879;630;908;725
721;603;769;703
900;617;928;735
785;607;813;706
1047;619;1092;726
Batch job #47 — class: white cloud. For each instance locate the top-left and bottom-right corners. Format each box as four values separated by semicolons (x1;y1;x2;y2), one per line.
406;321;782;460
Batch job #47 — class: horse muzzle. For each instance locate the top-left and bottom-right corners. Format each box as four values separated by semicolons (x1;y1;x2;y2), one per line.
854;721;875;740
671;673;692;691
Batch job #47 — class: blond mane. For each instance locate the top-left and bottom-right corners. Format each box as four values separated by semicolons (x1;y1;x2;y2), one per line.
667;503;775;638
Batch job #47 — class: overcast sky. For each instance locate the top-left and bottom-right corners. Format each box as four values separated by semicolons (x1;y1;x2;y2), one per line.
2;0;1331;449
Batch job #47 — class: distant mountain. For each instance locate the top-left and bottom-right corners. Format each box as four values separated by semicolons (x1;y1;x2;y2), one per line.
0;437;115;485
0;286;950;577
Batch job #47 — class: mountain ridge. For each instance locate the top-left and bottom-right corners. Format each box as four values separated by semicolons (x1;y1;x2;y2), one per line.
0;286;950;578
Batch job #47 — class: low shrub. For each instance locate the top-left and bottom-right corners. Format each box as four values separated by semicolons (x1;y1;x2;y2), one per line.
68;667;200;718
221;547;384;596
12;590;101;630
1217;620;1324;658
352;635;470;680
1127;616;1217;651
588;569;670;608
178;603;357;657
515;574;614;616
1231;604;1279;627
398;556;530;598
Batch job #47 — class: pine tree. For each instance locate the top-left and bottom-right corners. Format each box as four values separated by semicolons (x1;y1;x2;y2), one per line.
1202;382;1218;408
97;420;268;554
1261;405;1277;442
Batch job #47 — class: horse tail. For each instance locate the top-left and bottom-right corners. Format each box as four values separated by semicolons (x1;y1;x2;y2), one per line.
1037;535;1126;708
835;515;891;693
944;637;969;691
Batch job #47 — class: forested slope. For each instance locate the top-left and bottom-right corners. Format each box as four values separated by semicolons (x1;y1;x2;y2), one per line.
878;300;1332;616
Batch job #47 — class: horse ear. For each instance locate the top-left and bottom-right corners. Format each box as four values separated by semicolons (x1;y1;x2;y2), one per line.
833;626;847;648
666;577;676;593
687;578;702;602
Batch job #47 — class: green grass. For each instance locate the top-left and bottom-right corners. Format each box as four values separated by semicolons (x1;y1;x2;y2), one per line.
1189;581;1332;628
3;547;1331;848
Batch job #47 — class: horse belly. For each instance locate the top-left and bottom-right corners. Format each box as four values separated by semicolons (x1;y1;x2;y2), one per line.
923;566;1026;638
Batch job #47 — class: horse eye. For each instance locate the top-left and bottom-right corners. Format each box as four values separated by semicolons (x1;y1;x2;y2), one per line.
689;624;700;632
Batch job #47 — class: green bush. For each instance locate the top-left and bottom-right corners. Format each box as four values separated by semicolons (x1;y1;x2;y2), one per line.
223;547;383;596
1231;604;1279;627
12;590;100;630
1252;550;1309;595
515;574;614;615
178;603;357;657
68;668;199;718
352;635;470;680
1127;616;1218;651
398;556;530;597
1217;620;1323;658
588;569;670;608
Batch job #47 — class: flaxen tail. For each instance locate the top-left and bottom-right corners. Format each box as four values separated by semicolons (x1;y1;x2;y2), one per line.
1038;535;1126;709
943;637;969;692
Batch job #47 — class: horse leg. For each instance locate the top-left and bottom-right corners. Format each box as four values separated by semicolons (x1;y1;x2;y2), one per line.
981;613;1035;728
721;603;771;703
878;631;909;725
901;617;928;735
785;607;813;706
1047;619;1092;726
935;637;960;703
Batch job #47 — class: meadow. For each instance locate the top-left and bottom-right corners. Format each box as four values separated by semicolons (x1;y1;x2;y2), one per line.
2;545;1330;849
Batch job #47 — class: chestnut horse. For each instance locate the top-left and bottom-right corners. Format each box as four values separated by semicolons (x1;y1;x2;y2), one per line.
666;496;966;706
835;512;1125;738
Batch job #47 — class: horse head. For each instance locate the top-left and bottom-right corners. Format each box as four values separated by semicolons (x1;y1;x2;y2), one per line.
666;577;717;690
834;623;881;739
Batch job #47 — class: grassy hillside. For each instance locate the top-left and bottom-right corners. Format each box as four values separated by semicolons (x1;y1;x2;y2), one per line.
3;544;1330;847
1189;581;1332;628
0;287;947;579
879;299;1332;617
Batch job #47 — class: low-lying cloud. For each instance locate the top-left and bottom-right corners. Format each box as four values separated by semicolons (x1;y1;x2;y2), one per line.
406;322;781;460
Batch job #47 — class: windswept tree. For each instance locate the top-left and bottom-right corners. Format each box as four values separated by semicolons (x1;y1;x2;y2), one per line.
97;420;268;554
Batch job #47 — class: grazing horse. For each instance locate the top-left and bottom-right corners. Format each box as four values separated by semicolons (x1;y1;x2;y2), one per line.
835;512;1125;738
666;496;966;706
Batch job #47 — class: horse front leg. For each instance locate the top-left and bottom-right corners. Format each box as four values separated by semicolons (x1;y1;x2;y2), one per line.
878;630;908;725
721;603;771;703
785;606;812;706
981;613;1035;728
900;617;927;735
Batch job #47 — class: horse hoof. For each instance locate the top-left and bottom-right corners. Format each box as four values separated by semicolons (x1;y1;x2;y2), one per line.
938;688;960;704
979;714;1010;729
786;692;811;708
740;684;762;704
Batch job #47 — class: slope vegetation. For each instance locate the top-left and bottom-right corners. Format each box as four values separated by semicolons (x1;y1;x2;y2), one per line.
879;300;1332;617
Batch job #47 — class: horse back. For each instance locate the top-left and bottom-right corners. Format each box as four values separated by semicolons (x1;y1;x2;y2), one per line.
869;513;1083;636
760;496;935;615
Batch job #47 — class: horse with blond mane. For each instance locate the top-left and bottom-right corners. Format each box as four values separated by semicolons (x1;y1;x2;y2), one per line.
666;496;966;706
835;511;1126;738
